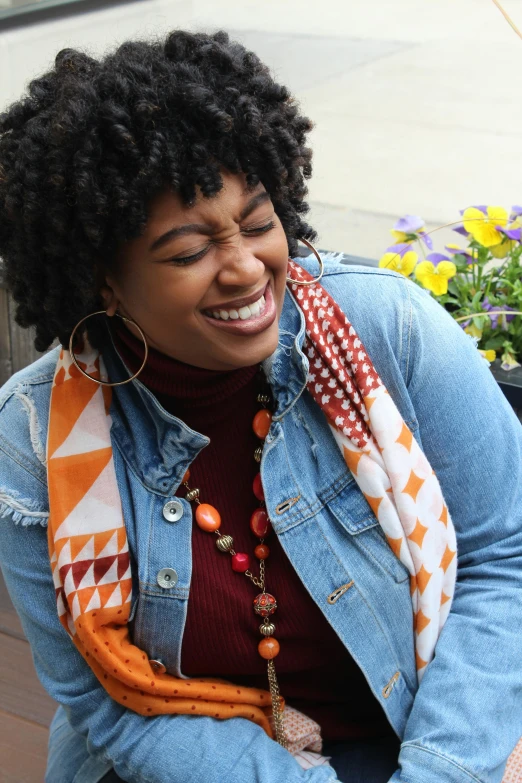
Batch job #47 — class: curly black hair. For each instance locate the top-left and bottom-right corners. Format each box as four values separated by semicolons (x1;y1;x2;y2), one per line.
0;29;316;352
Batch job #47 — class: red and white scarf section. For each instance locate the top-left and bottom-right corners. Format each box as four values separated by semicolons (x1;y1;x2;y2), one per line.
287;259;457;674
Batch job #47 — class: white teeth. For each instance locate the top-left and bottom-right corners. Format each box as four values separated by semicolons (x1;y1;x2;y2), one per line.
238;306;251;320
206;290;267;321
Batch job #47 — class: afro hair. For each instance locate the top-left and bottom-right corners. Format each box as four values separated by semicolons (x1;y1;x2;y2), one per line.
0;29;316;352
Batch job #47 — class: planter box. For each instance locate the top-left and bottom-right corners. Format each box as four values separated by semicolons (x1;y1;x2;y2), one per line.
490;361;522;410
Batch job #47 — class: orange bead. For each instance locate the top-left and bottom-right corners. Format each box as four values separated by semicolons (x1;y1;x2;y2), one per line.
250;508;271;538
254;544;270;560
252;409;272;440
183;468;191;483
258;637;280;660
195;503;221;532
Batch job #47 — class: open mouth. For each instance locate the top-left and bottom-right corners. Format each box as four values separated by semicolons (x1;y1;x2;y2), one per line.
202;285;267;322
200;281;277;336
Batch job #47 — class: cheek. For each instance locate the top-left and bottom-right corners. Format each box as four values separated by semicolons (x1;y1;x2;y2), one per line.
120;278;196;341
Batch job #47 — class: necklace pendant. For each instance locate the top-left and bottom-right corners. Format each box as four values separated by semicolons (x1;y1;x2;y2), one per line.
253;592;277;617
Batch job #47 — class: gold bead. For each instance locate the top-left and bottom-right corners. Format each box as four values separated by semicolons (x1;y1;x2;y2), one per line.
216;535;234;553
254;446;263;463
257;393;271;404
260;622;276;636
185;488;200;501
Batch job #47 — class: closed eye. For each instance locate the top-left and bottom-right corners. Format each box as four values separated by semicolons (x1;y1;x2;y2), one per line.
167;220;276;266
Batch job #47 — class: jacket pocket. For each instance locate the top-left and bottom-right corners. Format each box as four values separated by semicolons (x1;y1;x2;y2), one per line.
325;478;411;584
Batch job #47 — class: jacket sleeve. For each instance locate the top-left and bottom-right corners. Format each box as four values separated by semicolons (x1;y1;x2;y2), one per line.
0;391;338;783
389;280;522;783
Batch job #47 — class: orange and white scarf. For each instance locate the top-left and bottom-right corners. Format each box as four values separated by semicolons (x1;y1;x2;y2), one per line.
46;260;457;755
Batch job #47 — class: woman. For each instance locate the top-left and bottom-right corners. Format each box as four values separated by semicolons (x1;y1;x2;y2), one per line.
0;30;520;783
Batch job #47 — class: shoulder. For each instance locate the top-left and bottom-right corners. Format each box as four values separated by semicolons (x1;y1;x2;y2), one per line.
0;347;58;444
293;251;423;371
0;347;59;525
295;250;419;318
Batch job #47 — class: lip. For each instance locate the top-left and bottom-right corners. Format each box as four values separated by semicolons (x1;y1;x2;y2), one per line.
201;280;277;336
202;281;268;315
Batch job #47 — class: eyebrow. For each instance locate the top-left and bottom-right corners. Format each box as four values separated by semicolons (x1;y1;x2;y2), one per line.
148;190;272;253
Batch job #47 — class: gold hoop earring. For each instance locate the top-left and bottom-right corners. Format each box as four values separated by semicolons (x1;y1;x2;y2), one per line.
286;237;324;286
68;310;149;387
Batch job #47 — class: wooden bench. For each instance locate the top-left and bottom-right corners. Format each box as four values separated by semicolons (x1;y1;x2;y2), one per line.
0;570;57;782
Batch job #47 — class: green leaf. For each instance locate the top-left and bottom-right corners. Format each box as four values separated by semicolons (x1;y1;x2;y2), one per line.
484;335;507;350
472;316;487;329
471;290;484;308
447;281;460;297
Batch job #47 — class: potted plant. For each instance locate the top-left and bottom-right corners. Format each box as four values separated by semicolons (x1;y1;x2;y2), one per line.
379;207;522;409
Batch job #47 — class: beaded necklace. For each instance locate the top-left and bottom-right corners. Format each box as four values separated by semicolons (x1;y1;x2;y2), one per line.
181;366;287;746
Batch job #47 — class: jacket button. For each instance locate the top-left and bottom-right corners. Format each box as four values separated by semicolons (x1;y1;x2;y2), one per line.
157;568;178;589
163;500;183;523
149;659;167;674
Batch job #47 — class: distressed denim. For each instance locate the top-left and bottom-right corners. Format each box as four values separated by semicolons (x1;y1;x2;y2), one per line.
0;253;521;783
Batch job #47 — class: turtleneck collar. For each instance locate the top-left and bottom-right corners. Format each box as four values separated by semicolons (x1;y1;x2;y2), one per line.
109;317;260;412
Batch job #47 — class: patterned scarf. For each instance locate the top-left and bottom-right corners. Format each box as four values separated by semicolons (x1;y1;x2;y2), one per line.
46;260;457;750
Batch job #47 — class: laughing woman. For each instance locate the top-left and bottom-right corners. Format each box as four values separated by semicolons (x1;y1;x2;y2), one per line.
0;30;521;783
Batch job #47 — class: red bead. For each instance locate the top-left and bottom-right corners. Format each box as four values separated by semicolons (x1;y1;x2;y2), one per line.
252;473;264;501
252;409;272;439
258;637;280;660
195;503;221;532
250;508;271;538
253;592;277;617
254;544;270;560
182;468;190;483
231;553;250;572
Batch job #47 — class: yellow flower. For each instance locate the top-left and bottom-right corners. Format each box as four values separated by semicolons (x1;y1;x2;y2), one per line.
479;349;496;362
462;206;508;247
390;230;413;245
490;239;516;258
501;350;521;371
464;323;483;339
379;249;418;277
414;260;457;295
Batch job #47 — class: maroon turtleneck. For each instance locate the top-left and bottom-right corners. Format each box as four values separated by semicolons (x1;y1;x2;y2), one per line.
110;320;394;741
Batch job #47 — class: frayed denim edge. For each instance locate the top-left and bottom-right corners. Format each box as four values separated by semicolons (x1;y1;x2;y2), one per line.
14;388;47;466
0;495;48;527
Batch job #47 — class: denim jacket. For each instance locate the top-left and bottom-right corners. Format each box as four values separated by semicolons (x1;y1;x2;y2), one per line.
1;253;521;783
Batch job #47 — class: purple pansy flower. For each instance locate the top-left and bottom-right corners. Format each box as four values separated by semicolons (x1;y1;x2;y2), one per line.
444;244;477;264
393;215;425;234
496;224;522;241
418;229;433;250
426;252;450;267
385;243;412;257
482;296;517;329
452;223;470;238
510;205;522;218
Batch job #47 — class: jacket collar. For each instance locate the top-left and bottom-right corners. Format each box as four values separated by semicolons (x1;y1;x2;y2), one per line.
102;283;309;495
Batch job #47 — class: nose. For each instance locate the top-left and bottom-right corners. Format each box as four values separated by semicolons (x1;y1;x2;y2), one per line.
215;240;265;290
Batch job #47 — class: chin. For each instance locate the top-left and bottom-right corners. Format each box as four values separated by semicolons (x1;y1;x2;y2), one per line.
219;324;280;370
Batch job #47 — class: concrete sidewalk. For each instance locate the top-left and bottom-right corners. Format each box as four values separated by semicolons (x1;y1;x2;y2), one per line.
2;0;522;258
189;0;522;259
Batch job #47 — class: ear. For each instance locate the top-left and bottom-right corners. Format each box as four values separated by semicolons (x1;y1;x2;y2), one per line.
99;284;120;317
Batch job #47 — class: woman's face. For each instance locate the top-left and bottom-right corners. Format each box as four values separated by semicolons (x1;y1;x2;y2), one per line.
103;171;290;371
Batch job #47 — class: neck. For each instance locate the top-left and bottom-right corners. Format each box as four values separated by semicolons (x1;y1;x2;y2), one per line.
109;319;262;423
